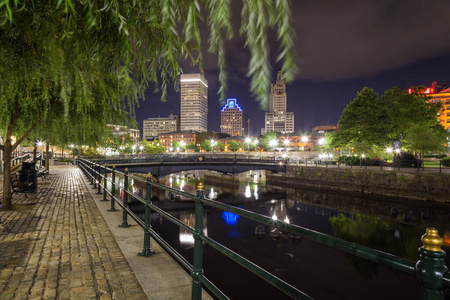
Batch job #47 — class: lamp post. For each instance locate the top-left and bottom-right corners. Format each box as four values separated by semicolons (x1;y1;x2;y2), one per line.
210;139;216;153
269;139;277;155
180;141;185;152
37;141;43;167
301;136;309;151
395;148;401;170
245;137;251;153
283;139;290;153
253;139;259;152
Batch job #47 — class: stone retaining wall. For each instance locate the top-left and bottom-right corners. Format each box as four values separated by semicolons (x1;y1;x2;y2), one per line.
267;166;450;202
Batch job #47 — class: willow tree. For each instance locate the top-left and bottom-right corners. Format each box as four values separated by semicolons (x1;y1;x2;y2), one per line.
0;0;296;207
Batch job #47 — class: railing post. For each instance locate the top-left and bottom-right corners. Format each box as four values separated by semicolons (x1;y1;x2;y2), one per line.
191;183;205;300
97;163;102;194
93;163;98;188
138;173;155;257
101;165;108;201
90;162;95;184
439;160;442;173
416;228;448;300
119;168;130;228
108;166;118;212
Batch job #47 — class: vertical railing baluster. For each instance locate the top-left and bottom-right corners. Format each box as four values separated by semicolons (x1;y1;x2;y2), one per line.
101;165;108;201
119;168;130;228
138;173;155;257
97;163;102;194
93;163;98;189
191;183;205;300
416;228;447;300
90;162;95;184
108;166;118;212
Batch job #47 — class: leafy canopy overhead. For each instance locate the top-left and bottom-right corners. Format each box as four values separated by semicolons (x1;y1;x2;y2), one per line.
1;0;297;111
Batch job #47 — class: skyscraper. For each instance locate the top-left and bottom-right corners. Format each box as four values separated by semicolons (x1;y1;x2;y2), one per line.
261;70;294;134
180;73;208;132
220;98;248;136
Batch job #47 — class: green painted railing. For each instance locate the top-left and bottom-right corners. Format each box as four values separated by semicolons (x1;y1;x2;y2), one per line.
78;158;450;300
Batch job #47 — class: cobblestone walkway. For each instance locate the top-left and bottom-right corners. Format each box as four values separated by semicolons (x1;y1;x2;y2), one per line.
0;166;148;300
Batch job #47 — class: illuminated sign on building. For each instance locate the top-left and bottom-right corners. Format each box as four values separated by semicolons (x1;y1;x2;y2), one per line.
408;87;434;94
221;98;243;112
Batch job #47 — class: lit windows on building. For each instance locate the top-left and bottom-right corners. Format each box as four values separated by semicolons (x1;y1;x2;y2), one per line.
180;74;208;132
220;98;248;136
262;70;295;134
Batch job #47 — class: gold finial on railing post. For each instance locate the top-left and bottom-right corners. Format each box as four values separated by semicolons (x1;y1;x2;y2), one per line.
197;182;204;191
416;227;447;300
421;227;443;252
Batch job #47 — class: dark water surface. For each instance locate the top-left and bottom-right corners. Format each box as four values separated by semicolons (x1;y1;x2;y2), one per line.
122;171;450;300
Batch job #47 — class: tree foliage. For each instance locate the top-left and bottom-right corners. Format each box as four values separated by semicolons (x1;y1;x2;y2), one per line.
259;131;280;151
228;140;242;152
332;86;447;158
0;0;297;207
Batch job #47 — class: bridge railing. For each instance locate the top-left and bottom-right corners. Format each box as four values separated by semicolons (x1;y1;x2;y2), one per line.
77;158;450;300
88;153;280;164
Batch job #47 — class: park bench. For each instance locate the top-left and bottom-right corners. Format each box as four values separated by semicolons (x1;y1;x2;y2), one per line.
10;171;34;198
36;166;48;178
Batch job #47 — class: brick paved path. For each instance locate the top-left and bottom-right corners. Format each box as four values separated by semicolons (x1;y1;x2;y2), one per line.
0;166;148;300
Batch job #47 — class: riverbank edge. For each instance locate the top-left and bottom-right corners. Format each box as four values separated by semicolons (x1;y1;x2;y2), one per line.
267;166;450;203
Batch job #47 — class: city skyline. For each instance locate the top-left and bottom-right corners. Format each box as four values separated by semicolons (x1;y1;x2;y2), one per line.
135;0;450;137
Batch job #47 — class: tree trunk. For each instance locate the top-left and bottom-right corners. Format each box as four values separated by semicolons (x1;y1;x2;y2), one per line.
46;142;50;173
2;139;13;207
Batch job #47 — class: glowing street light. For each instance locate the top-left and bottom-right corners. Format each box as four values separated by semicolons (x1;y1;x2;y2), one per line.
245;137;251;152
210;139;216;152
301;136;308;143
283;139;290;152
386;147;393;154
318;138;325;145
269;139;277;153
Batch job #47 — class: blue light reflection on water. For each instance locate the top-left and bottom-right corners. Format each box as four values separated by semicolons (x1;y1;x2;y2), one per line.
222;210;240;225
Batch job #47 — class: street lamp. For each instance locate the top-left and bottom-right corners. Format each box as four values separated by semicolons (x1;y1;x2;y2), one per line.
210;139;216;152
245;137;251;152
269;139;277;154
318;138;325;146
283;139;290;153
180;141;185;152
301;136;309;150
37;141;44;167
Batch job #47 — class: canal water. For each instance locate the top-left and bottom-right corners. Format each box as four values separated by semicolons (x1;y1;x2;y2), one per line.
122;170;450;300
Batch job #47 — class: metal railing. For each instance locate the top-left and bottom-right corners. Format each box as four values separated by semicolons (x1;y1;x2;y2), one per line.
11;154;30;168
77;158;450;300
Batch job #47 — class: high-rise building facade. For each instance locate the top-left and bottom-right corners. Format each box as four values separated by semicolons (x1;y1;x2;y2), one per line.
412;82;450;130
220;98;248;136
142;113;179;140
261;70;294;134
180;73;208;132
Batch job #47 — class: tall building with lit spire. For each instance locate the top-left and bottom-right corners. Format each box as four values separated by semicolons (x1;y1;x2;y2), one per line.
180;73;208;132
220;98;248;136
261;70;294;134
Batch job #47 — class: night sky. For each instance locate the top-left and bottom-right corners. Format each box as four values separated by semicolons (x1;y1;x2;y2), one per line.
135;0;450;137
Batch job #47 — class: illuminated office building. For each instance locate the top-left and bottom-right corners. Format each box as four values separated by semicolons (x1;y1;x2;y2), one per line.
262;70;294;134
220;98;248;136
180;73;208;132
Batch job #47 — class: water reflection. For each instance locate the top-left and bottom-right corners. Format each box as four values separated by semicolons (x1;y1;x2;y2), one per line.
114;170;449;300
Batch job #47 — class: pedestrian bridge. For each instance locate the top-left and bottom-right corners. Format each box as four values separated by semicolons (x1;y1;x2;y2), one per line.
90;153;286;177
